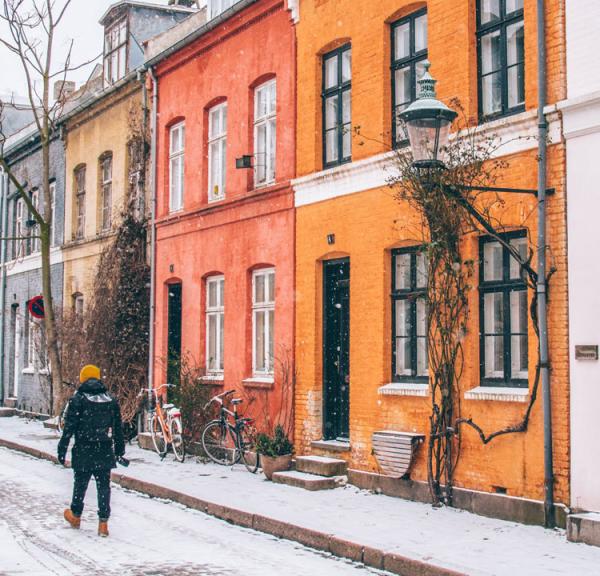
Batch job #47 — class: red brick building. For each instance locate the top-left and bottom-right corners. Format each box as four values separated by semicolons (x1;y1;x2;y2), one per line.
148;0;297;424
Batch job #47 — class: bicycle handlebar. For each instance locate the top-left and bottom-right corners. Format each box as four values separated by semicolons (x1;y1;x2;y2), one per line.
203;389;235;411
138;383;176;398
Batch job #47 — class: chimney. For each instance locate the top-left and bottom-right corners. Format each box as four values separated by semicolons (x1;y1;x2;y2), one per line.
54;80;76;102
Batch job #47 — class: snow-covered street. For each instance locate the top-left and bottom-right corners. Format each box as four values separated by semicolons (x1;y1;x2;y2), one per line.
0;448;388;576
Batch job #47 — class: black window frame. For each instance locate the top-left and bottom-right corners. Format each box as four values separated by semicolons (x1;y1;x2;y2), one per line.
479;230;529;388
476;0;525;122
391;247;428;383
390;8;428;148
322;44;352;169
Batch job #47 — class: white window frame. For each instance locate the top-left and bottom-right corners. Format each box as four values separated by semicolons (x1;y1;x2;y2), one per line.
205;275;225;374
254;80;277;187
208;102;227;202
73;293;84;316
30;189;40;253
104;18;127;86
100;155;112;231
209;0;235;19
25;311;35;370
252;268;275;376
49;181;56;247
14;197;24;258
169;122;185;212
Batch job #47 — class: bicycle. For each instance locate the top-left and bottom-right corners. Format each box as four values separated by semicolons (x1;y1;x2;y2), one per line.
139;383;185;462
201;389;259;473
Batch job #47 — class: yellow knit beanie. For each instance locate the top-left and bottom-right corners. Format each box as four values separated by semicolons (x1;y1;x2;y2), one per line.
79;364;101;383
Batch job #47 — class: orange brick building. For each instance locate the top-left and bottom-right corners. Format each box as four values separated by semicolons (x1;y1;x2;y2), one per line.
293;0;568;522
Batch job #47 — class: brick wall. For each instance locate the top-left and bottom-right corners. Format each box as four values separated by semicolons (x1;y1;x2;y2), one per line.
294;0;569;504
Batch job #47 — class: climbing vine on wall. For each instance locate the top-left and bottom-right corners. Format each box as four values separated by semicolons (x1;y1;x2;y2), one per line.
387;102;554;505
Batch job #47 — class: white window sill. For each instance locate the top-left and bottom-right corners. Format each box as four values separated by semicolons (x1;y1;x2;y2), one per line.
198;374;224;383
243;376;274;389
464;386;529;403
378;382;429;397
22;367;35;375
208;196;225;204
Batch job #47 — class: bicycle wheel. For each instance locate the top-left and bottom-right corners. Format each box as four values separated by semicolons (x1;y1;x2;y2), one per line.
239;423;259;473
201;420;238;466
170;417;185;463
150;414;167;457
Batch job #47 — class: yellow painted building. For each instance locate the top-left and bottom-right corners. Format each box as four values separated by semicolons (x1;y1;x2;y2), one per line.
293;0;569;524
62;78;144;310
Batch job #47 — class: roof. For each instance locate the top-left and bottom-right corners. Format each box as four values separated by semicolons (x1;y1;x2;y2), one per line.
99;1;197;26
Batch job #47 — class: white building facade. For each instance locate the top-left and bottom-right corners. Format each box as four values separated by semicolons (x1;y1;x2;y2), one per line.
561;0;600;513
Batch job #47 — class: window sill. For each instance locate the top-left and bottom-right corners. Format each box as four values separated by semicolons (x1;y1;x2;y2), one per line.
311;439;351;453
22;367;35;375
198;374;224;385
378;382;429;397
464;386;529;403
242;376;274;389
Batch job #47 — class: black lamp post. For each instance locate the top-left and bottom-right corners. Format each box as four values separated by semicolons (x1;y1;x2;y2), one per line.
399;61;457;170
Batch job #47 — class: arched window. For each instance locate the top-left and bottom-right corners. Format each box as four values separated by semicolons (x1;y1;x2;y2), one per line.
99;153;113;232
252;268;275;375
391;8;428;146
169;122;185;212
73;165;86;240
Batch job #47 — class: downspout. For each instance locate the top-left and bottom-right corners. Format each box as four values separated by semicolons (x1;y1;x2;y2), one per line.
147;66;158;398
536;0;554;528
0;169;7;406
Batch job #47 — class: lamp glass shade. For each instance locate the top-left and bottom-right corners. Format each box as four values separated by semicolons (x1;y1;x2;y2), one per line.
405;115;452;168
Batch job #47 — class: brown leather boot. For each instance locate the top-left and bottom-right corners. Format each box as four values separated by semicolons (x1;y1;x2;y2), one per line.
98;520;109;537
63;509;81;529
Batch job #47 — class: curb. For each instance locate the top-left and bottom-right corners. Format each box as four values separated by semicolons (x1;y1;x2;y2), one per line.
0;437;465;576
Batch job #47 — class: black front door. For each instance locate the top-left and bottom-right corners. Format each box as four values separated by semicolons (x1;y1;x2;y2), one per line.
323;259;350;440
167;283;182;386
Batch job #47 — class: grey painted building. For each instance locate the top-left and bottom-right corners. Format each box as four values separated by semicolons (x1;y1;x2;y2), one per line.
0;129;65;414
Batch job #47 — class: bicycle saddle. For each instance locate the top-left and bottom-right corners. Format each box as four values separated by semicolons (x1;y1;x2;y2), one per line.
163;403;175;410
231;398;243;405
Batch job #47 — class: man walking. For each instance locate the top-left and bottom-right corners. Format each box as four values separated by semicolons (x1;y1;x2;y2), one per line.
58;364;125;537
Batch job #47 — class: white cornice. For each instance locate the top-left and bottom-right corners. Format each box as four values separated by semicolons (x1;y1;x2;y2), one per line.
4;247;63;277
557;91;600;140
293;108;562;208
286;0;299;23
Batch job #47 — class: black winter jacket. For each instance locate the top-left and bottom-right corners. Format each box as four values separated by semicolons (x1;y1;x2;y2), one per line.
57;379;125;471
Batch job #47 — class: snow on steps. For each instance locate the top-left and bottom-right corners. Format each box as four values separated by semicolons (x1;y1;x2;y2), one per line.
295;455;347;477
272;469;347;491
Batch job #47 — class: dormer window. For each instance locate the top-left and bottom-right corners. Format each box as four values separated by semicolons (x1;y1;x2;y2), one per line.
208;0;235;19
104;18;127;85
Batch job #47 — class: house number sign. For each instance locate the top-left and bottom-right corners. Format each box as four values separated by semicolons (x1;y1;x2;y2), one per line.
575;345;599;361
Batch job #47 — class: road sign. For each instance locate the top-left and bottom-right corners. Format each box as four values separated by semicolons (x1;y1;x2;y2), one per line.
28;296;45;319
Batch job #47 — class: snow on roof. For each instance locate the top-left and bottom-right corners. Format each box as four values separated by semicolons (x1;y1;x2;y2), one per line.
99;1;197;26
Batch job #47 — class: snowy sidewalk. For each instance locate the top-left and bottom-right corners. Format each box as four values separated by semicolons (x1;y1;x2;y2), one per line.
1;416;599;576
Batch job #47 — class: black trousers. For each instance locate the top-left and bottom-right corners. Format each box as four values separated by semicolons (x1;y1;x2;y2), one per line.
70;468;111;520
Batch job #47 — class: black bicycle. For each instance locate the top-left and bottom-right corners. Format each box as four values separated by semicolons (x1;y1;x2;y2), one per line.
201;390;259;473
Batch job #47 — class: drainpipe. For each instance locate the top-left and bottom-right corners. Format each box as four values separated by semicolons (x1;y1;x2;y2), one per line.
147;66;158;399
536;0;554;529
0;169;7;406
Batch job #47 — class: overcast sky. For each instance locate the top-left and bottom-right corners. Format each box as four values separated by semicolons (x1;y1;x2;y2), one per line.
0;0;175;101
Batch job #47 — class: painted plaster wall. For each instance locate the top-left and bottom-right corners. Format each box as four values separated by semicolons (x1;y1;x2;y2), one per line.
2;136;65;412
152;0;296;424
294;0;569;503
564;0;600;512
63;83;142;307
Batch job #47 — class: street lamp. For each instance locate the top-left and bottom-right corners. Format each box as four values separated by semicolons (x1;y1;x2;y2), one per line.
399;60;457;169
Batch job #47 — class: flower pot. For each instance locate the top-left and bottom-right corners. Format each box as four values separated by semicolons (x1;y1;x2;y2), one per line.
260;453;292;480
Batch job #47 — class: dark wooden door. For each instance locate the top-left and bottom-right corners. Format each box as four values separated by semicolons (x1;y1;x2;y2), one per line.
167;283;182;386
323;259;350;440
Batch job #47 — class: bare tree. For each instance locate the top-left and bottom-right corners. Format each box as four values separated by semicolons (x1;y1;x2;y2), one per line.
0;0;96;412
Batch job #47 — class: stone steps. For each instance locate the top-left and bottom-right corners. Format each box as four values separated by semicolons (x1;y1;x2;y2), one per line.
295;455;347;477
272;470;346;491
567;512;600;547
0;407;16;418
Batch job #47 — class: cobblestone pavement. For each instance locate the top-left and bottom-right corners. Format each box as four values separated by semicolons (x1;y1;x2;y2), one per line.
0;448;388;576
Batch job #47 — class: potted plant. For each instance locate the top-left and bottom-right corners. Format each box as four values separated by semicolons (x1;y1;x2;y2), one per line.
255;424;293;480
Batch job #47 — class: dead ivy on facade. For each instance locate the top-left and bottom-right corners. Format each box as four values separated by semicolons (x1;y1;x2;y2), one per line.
387;101;553;505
